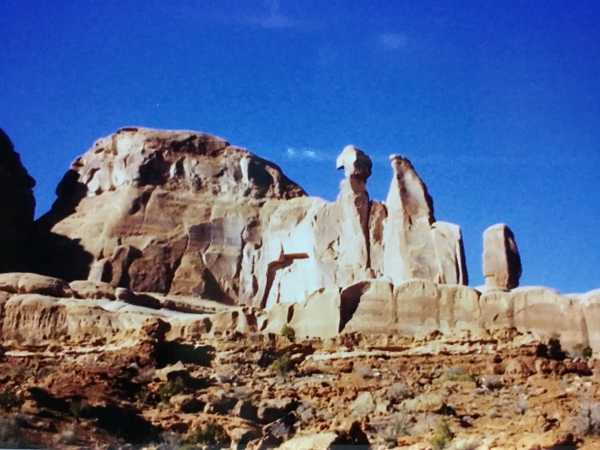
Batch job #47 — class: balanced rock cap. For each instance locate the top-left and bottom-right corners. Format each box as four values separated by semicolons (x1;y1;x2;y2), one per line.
336;145;372;180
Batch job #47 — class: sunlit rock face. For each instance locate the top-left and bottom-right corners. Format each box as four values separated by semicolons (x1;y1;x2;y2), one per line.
482;223;522;290
0;129;36;272
26;127;468;307
381;155;468;285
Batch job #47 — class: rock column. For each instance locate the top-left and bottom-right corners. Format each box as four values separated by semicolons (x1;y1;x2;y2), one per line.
335;145;373;276
382;155;437;284
482;223;522;289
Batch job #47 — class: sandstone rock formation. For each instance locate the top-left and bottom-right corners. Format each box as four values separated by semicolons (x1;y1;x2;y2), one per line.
276;277;599;355
482;223;522;290
26;128;469;309
0;129;36;272
382;155;468;285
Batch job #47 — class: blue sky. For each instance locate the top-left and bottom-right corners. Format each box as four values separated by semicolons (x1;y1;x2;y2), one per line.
1;0;599;293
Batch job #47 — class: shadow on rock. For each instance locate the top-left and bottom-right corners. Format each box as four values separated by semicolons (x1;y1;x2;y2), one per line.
28;387;71;414
21;169;93;281
157;342;215;368
90;403;161;444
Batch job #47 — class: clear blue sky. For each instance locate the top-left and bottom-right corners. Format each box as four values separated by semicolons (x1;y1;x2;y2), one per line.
1;1;599;293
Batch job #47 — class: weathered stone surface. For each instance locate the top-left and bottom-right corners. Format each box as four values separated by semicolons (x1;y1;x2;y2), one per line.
26;129;468;307
289;286;343;339
395;279;441;334
479;287;588;351
511;287;586;350
351;391;374;416
382;155;467;286
438;284;481;330
263;302;294;334
210;307;260;336
69;280;116;300
0;272;72;297
483;223;522;289
336;145;372;180
0;129;36;272
580;289;600;353
342;280;395;335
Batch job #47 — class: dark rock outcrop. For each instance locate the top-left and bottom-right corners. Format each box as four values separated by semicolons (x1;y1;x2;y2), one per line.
0;129;36;272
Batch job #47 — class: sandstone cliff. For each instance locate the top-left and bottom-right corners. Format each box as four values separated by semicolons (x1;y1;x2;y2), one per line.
26;128;467;308
0;129;36;272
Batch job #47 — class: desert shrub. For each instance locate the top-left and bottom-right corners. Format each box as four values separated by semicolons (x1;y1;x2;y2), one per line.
375;412;412;443
271;353;295;378
430;418;454;450
188;421;229;446
69;398;91;418
572;343;594;360
158;377;187;403
56;424;76;445
356;366;373;379
575;402;600;436
479;375;503;390
385;383;412;401
0;389;23;412
443;367;474;383
155;431;185;450
281;325;295;342
0;416;26;448
136;386;150;405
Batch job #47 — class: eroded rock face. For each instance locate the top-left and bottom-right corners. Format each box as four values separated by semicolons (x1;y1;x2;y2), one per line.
381;155;467;285
26;128;306;295
483;224;522;289
27;128;467;306
0;129;36;272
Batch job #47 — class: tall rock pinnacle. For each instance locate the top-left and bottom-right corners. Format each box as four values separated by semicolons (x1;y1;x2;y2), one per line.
482;223;522;290
382;154;467;285
336;146;373;272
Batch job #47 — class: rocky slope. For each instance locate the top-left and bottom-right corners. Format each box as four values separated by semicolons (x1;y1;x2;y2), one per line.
0;129;36;272
0;318;598;449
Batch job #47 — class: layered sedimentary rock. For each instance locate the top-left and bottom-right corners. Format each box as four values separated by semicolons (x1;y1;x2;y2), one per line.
279;277;600;354
482;223;522;289
0;129;36;272
27;128;467;307
2;270;599;356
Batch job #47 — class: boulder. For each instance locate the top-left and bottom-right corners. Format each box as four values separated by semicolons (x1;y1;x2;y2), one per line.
351;391;375;416
482;223;522;289
0;129;36;272
0;273;72;297
257;397;298;424
511;287;586;350
0;272;23;294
